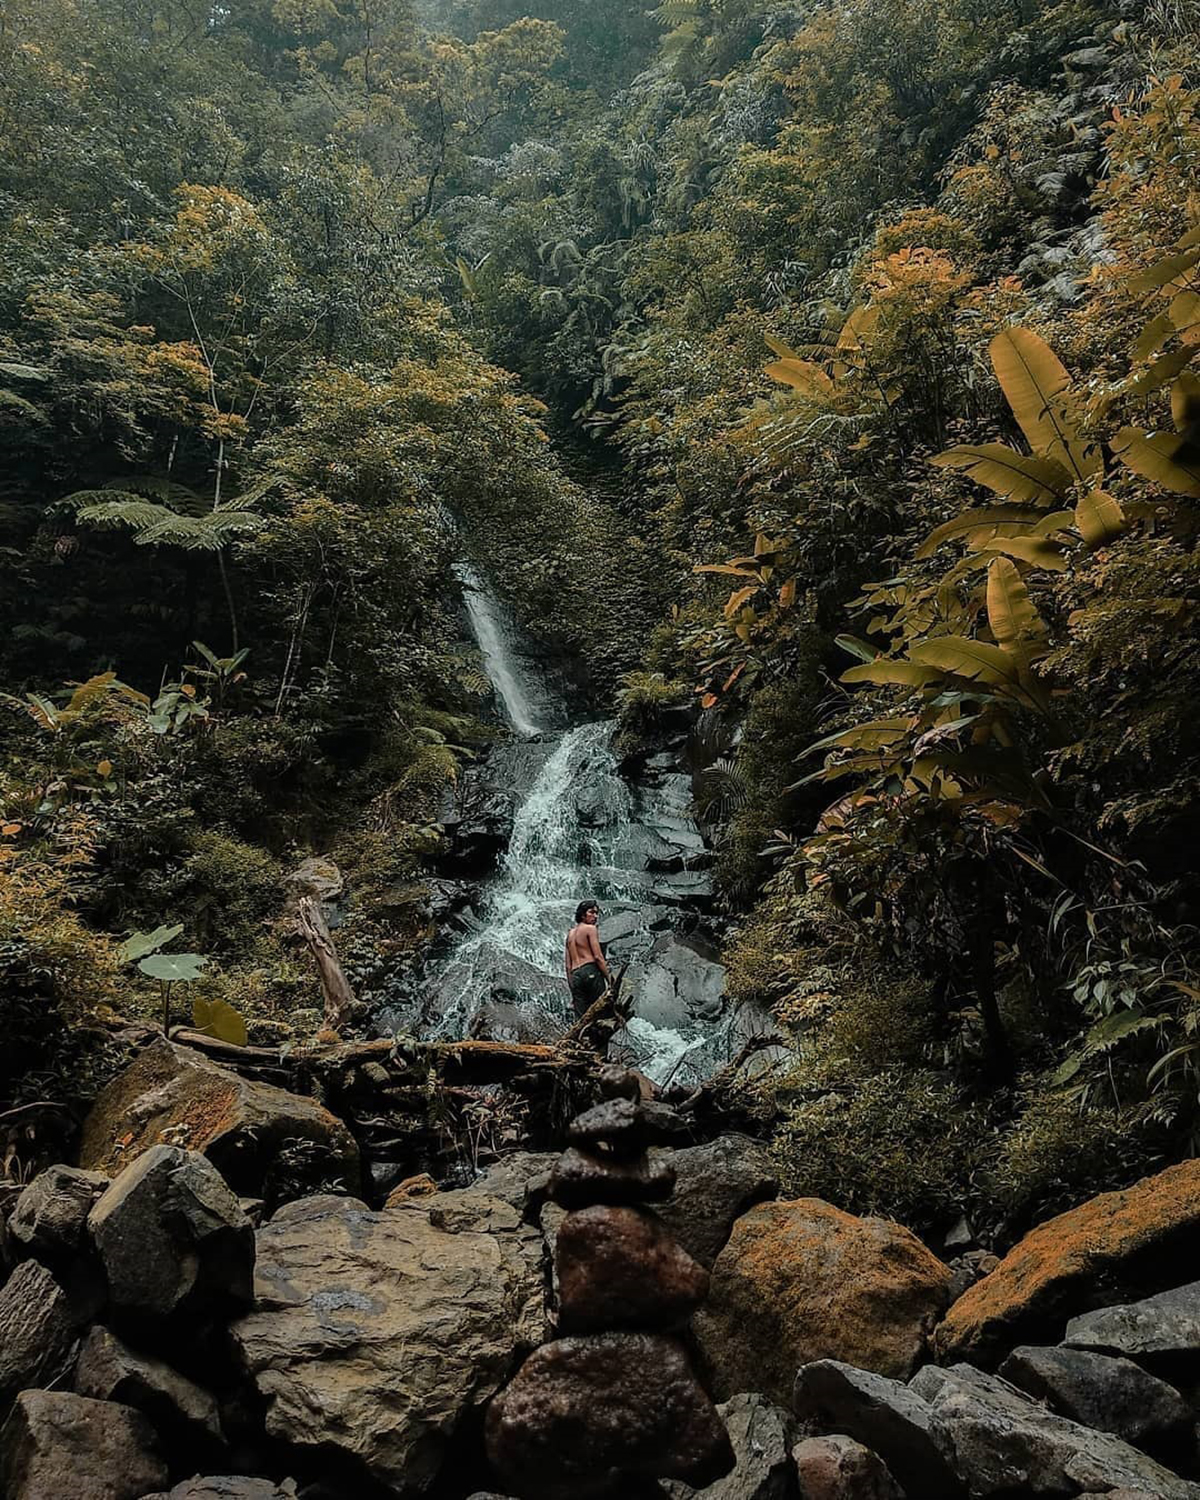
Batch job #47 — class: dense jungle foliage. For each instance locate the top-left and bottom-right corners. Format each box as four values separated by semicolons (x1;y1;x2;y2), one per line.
3;0;1200;1244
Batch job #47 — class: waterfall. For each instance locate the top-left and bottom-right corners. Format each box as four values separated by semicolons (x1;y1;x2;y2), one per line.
456;563;543;738
378;567;755;1087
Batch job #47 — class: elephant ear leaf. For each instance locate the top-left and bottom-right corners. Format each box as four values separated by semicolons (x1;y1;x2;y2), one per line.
193;997;248;1048
986;557;1046;653
119;924;184;964
138;952;207;983
1112;427;1200;497
989;328;1100;483
1074;489;1126;548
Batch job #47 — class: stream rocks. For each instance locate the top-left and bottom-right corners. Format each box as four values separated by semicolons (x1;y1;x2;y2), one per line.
231;1190;544;1494
0;1390;167;1500
80;1037;360;1199
697;1198;954;1405
936;1158;1200;1367
486;1092;733;1496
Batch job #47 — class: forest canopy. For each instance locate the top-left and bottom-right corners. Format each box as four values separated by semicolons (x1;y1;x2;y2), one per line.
2;0;1200;1238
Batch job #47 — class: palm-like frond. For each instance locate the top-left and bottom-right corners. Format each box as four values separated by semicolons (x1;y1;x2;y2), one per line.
74;498;182;530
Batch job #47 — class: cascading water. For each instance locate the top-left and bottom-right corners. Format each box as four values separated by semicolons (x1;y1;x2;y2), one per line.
383;568;763;1086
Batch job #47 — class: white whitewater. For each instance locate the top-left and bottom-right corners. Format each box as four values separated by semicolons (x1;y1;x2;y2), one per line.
456;563;543;738
405;567;726;1083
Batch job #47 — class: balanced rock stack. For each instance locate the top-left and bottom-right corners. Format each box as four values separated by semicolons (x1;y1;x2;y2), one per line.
486;1070;735;1498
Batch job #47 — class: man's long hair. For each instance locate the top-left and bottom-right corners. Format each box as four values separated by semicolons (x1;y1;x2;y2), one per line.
574;899;598;923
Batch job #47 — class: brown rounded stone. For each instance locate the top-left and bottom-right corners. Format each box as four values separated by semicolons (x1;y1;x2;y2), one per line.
549;1147;676;1209
486;1332;733;1498
568;1099;649;1157
557;1205;709;1332
695;1199;952;1405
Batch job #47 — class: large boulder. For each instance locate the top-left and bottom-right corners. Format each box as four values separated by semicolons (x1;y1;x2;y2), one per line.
656;1135;778;1270
0;1390;167;1500
936;1160;1200;1367
9;1166;108;1265
88;1145;255;1321
80;1038;360;1198
912;1363;1200;1497
556;1205;709;1333
792;1360;961;1499
485;1331;734;1498
664;1393;797;1500
0;1259;81;1408
696;1199;952;1404
74;1325;222;1448
231;1192;544;1495
999;1343;1196;1465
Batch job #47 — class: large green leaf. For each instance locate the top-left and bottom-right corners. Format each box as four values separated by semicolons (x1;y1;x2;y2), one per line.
1129;246;1200;293
910;637;1025;689
976;536;1068;570
841;659;941;688
917;506;1043;559
1113;427;1200;497
193;997;248;1048
1173;370;1200;435
119;924;184;964
765;357;834;399
986;558;1045;652
1074;489;1126;549
989;328;1100;483
931;445;1071;503
138;952;208;983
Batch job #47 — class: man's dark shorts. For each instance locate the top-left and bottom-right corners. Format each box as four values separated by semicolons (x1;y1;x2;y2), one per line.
568;961;606;1018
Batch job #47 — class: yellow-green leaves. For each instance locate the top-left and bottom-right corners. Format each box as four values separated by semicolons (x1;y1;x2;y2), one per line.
988;328;1100;484
1073;489;1126;548
931;445;1071;503
193;996;248;1048
986;557;1046;655
1112;427;1200;498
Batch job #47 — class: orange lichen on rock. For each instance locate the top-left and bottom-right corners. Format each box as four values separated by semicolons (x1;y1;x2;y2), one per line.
694;1197;952;1406
79;1035;360;1195
936;1160;1200;1367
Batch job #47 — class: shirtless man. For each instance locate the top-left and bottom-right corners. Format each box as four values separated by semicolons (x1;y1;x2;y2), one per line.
565;899;609;1019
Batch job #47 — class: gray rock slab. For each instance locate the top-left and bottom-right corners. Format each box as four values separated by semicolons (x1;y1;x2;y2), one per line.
657;1134;778;1269
793;1360;960;1498
1066;1280;1200;1362
10;1166;108;1262
1000;1343;1196;1463
914;1363;1200;1497
74;1324;221;1444
0;1259;80;1407
663;1392;797;1499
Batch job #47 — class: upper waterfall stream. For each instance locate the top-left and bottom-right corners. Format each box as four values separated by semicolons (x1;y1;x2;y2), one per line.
381;571;769;1086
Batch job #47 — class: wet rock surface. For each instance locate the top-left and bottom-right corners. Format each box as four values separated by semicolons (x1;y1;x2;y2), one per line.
549;1144;676;1207
486;1332;734;1498
88;1144;254;1322
936;1159;1200;1367
557;1205;709;1332
697;1198;953;1404
80;1037;360;1200
0;1389;167;1500
144;1483;297;1500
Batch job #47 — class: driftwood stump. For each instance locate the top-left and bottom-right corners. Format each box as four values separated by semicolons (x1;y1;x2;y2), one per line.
297;894;356;1033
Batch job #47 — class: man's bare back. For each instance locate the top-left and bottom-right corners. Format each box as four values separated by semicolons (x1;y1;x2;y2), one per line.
565;899;608;1018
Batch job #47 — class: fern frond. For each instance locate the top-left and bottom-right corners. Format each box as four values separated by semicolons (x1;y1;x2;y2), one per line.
75;498;180;530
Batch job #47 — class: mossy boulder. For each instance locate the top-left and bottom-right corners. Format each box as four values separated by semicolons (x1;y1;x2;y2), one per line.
936;1160;1200;1368
695;1198;953;1406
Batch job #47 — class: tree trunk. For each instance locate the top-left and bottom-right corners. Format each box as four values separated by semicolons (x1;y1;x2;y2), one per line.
297;895;356;1033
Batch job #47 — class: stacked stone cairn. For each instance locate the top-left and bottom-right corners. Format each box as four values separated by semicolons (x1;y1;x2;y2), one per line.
486;1068;735;1498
